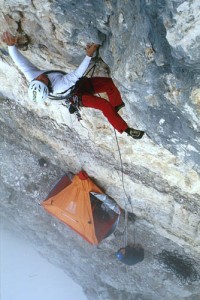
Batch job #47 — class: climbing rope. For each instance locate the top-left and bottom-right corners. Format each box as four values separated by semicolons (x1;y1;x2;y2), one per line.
124;209;128;247
113;129;135;247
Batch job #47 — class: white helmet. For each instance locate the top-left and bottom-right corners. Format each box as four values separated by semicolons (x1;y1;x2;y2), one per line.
28;80;49;102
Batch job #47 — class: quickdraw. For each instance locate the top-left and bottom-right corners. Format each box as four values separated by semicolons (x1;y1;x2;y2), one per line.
65;94;82;121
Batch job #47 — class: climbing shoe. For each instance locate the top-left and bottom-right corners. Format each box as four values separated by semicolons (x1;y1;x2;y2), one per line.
126;128;145;139
115;102;125;112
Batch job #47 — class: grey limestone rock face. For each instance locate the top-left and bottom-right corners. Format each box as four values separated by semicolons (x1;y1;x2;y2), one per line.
0;0;200;299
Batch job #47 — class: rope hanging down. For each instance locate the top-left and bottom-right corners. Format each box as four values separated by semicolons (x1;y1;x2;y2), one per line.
113;129;135;247
84;48;134;247
83;51;133;247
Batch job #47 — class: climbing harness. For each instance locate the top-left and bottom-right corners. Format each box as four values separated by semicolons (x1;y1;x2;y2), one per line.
45;48;99;121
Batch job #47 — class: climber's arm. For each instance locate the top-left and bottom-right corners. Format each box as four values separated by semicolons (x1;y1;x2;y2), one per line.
2;31;41;82
72;55;92;78
68;43;99;81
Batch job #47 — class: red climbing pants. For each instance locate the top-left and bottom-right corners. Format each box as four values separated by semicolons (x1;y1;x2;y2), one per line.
80;77;129;133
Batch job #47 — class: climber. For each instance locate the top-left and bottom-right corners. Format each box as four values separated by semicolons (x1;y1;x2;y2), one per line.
116;244;144;266
2;31;144;139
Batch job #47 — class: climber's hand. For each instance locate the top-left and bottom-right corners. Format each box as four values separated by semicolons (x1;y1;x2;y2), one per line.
86;43;100;57
2;31;17;46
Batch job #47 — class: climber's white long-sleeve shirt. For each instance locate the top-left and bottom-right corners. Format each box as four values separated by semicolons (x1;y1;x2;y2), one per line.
8;45;92;95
